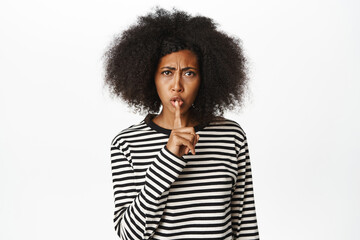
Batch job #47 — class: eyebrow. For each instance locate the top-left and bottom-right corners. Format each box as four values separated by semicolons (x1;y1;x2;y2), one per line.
160;66;198;71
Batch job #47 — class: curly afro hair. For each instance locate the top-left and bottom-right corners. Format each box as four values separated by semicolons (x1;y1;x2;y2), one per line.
103;6;249;126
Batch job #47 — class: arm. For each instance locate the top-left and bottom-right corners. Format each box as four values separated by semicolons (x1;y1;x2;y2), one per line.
110;141;187;239
231;132;260;240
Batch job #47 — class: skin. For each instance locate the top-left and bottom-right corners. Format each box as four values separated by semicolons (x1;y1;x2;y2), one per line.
153;49;201;157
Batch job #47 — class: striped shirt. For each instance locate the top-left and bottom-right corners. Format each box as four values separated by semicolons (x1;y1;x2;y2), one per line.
110;113;260;239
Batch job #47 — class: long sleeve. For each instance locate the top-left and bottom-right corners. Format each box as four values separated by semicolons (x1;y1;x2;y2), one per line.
110;140;187;239
231;132;260;239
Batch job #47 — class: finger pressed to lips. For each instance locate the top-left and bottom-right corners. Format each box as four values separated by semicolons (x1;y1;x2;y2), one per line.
172;98;200;155
174;100;182;129
171;100;184;108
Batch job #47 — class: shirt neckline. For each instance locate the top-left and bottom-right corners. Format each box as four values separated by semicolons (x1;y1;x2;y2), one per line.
144;113;206;135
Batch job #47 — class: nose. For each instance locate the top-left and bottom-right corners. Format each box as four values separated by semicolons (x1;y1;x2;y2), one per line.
171;72;183;92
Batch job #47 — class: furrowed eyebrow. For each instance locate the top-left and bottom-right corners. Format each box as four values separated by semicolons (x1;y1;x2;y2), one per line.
160;66;198;71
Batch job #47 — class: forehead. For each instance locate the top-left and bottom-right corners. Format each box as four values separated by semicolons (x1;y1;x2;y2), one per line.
158;49;198;67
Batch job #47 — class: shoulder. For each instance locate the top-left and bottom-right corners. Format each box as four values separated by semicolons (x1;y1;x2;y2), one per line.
200;116;247;144
206;116;246;136
110;119;149;147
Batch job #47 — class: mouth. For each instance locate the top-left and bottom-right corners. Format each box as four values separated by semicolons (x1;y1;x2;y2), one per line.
170;96;184;107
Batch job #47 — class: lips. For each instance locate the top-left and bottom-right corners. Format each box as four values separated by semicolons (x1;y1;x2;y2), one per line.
170;96;184;107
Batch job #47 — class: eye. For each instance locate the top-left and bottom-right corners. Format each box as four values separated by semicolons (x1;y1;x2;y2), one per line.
185;71;196;76
161;70;172;76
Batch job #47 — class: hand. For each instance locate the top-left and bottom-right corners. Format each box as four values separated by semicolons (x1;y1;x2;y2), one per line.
166;101;200;157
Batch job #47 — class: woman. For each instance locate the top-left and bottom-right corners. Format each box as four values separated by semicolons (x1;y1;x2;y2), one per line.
104;6;260;240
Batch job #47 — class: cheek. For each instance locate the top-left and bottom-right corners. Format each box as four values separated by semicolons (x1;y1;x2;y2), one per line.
154;81;166;99
191;80;201;95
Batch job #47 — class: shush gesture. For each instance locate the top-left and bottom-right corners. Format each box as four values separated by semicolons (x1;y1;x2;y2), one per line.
166;100;200;158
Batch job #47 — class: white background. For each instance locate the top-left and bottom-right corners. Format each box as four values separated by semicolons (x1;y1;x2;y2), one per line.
1;0;359;239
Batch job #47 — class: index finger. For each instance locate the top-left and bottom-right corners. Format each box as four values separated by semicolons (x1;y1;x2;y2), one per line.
174;100;182;129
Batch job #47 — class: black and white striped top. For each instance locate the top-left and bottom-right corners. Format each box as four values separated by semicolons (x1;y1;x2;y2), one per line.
110;113;260;240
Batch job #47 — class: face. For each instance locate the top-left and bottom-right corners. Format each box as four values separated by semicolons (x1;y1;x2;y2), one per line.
154;49;201;115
